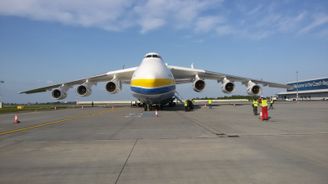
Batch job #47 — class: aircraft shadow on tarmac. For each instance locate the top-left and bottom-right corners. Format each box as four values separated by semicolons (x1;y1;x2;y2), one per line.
147;104;202;112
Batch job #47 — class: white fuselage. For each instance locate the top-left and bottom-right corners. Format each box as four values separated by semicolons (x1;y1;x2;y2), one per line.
130;54;176;105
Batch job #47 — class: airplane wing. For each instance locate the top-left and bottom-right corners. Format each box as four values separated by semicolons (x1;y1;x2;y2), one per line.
168;65;290;88
20;67;137;94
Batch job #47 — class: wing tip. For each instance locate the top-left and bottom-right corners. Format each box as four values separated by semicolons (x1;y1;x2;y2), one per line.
19;90;27;94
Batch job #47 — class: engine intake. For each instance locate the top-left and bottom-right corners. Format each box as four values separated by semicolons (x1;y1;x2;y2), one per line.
193;79;206;92
77;84;92;97
52;88;67;100
247;81;261;95
106;80;121;94
221;78;235;93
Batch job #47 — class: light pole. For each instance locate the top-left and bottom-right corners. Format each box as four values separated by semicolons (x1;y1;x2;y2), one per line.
0;81;4;108
296;71;299;101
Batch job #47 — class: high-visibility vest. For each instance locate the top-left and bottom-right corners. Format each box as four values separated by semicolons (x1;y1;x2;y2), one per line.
184;101;188;107
261;99;268;107
252;100;258;107
208;100;212;105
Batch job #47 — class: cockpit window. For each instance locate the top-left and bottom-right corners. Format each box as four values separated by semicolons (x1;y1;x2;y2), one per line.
145;54;161;59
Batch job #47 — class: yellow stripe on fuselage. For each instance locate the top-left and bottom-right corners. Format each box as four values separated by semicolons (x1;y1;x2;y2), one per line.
131;78;175;88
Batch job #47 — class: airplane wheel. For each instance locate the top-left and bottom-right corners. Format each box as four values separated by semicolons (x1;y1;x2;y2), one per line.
155;105;162;110
144;104;149;111
169;101;176;107
189;101;194;110
168;101;174;107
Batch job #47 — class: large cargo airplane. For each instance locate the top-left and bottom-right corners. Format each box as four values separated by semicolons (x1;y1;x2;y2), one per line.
21;52;290;111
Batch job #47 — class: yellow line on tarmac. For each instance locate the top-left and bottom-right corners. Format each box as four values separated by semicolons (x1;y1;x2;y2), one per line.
0;109;112;136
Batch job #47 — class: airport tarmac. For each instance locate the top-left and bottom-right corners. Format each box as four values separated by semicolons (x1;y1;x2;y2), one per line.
0;102;327;184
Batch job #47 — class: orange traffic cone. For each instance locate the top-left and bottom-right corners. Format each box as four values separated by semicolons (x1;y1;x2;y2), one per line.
13;114;20;124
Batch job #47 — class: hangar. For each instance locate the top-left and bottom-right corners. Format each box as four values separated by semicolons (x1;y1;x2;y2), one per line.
277;77;328;101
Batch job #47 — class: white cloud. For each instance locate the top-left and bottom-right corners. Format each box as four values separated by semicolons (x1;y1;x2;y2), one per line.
246;5;263;15
139;17;166;33
135;0;224;32
194;16;224;33
216;25;234;36
299;13;328;34
0;0;224;32
0;0;133;30
277;12;306;33
0;0;326;39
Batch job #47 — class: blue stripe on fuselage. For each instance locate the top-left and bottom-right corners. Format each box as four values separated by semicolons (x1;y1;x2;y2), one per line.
131;85;176;95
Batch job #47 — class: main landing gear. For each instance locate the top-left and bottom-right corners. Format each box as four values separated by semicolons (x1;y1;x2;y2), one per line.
144;104;151;111
168;100;176;107
143;104;162;111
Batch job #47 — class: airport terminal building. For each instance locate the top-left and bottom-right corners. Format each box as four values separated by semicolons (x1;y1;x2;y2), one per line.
277;77;328;101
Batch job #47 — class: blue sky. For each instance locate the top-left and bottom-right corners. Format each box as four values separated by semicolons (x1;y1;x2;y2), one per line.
0;0;327;103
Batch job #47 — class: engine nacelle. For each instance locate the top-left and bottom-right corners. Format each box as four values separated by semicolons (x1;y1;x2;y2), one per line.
247;81;261;95
221;78;235;94
52;88;67;100
77;84;92;97
106;80;121;94
193;79;206;92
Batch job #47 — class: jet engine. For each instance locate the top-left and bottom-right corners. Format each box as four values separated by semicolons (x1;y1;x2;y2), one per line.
106;80;121;94
221;78;235;93
77;84;92;97
247;81;261;95
52;88;67;100
193;78;206;92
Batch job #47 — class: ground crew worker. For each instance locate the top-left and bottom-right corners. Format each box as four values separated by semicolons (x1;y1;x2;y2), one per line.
260;97;269;121
269;98;274;110
208;99;213;109
252;98;258;115
184;100;188;111
184;100;194;111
